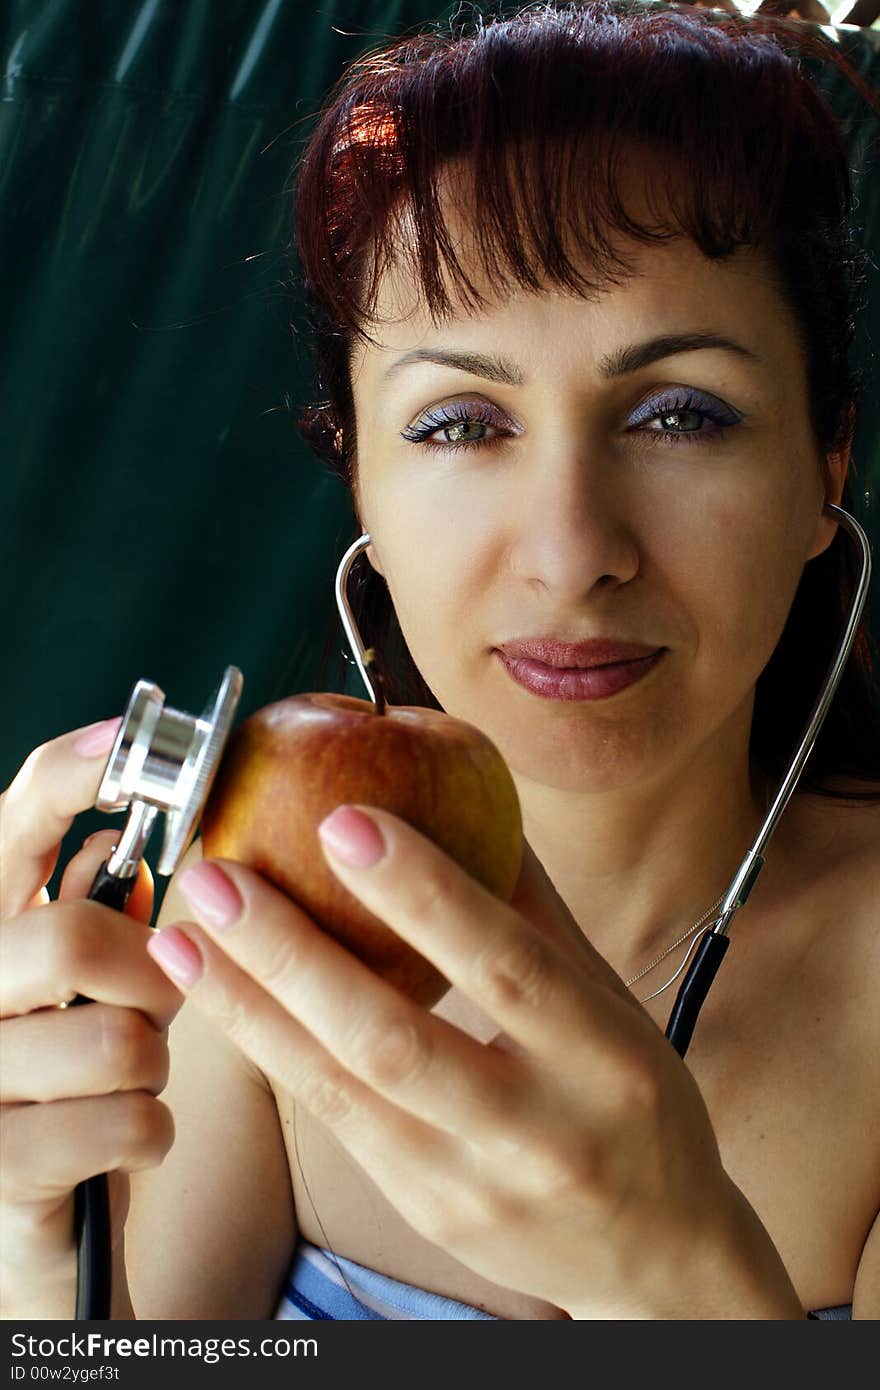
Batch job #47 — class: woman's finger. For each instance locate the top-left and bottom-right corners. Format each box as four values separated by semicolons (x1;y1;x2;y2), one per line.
0;1093;173;1202
313;805;632;1067
0;899;180;1030
0;1000;170;1104
163;845;615;1165
157;859;525;1151
148;917;465;1195
155;923;476;1248
0;717;122;919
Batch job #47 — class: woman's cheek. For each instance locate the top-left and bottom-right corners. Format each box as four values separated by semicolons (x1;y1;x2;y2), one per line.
379;481;496;649
393;573;478;709
694;490;807;684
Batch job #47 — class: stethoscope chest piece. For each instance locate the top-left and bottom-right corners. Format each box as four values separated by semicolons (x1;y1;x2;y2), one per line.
95;665;243;879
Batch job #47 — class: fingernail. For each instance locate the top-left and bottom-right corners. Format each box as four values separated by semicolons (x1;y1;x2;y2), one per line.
178;862;243;929
74;717;123;757
318;806;386;868
147;927;203;987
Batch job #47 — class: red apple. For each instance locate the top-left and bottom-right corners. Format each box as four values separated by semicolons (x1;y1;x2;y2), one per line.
199;691;524;1006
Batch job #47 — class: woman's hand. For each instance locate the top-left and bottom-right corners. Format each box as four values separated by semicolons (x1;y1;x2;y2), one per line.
151;804;803;1319
0;721;180;1316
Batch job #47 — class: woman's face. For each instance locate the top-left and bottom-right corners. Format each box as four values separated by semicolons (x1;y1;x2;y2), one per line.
348;182;843;796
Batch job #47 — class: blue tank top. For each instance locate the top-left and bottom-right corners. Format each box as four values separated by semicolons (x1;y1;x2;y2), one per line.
273;1238;853;1321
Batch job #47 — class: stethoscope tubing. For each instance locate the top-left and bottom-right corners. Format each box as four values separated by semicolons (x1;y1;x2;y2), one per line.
665;504;871;1056
71;862;140;1318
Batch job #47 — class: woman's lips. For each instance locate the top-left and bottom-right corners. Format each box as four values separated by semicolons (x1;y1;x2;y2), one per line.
495;649;666;701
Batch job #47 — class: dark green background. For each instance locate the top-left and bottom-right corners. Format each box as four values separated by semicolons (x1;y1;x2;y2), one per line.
1;1;878;916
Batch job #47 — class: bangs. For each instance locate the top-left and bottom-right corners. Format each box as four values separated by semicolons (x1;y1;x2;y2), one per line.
293;0;868;350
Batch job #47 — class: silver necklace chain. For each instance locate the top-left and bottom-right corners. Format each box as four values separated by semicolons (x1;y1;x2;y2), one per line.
624;891;726;999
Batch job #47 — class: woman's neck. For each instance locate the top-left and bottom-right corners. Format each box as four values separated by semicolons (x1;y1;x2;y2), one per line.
513;713;778;985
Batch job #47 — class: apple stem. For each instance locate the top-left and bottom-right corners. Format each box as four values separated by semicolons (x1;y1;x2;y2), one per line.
363;647;387;716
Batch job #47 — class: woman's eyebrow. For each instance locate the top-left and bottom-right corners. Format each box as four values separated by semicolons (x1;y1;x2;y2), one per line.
380;331;763;388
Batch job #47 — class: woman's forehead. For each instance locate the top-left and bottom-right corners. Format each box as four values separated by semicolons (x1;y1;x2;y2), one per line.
351;232;789;389
347;136;798;376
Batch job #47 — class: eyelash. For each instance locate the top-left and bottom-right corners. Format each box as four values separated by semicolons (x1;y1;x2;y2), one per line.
399;391;742;454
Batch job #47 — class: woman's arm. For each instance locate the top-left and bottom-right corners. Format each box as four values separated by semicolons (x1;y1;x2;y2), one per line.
121;841;297;1320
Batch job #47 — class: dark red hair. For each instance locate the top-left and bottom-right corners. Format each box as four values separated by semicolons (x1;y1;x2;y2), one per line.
289;0;880;797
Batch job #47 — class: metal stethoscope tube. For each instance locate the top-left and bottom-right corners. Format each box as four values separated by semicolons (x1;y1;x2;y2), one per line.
72;502;871;1318
663;504;872;1054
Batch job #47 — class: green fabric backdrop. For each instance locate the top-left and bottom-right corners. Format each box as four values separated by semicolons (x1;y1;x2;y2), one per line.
1;1;878;916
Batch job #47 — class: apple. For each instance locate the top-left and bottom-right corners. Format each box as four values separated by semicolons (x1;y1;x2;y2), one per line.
199;668;523;1007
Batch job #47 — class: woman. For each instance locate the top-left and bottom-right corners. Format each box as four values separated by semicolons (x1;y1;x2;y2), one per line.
1;1;878;1321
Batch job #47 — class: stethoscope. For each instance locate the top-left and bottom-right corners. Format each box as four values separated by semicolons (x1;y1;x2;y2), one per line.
70;502;871;1319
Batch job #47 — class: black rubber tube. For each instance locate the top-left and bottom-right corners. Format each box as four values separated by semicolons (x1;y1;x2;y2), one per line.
72;1173;112;1320
68;858;139;1320
664;930;731;1059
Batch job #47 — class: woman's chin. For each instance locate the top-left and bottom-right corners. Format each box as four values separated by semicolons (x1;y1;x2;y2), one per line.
433;666;696;794
484;717;688;796
511;753;670;796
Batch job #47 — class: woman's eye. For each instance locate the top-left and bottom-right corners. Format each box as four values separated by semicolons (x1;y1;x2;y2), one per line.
632;390;743;446
399;390;742;454
399;402;507;454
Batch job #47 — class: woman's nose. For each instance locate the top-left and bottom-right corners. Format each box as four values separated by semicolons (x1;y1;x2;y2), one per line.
507;456;641;600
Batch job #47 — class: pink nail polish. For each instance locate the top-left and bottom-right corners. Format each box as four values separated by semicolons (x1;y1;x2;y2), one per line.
74;717;122;757
147;927;203;987
318;806;386;867
178;863;243;929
